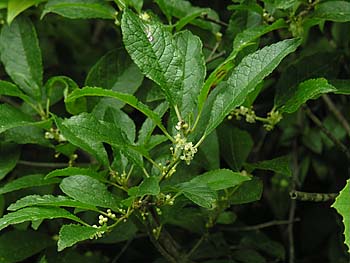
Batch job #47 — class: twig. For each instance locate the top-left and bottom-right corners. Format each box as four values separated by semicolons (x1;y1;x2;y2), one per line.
223;219;299;232
322;94;350;138
186;233;208;259
290;190;338;201
112;238;133;263
17;160;91;168
304;106;350;160
17;160;69;168
200;14;228;27
206;50;226;64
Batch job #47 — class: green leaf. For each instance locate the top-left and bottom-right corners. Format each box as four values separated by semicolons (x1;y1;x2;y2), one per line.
0;104;33;134
246;155;292;177
42;0;116;20
45;167;105;181
155;0;220;32
7;194;98;211
281;78;336;113
7;0;44;24
313;1;350;22
0;80;34;105
85;49;143;99
0;143;20;180
0;207;85;231
217;211;237;225
56;113;143;167
44;76;82;110
232;249;266;263
59;175;120;210
332;179;350;252
189;169;251;191
137;101;169;145
121;9;183;107
174;30;205;120
218;125;254;171
128;176;160;197
179;184;217;209
233;19;287;52
58;224;106;251
0;230;52;263
66;87;169;140
197;19;286;115
0;174;60;195
331;79;350;95
0;16;43;99
203;38;301;136
229;177;263;205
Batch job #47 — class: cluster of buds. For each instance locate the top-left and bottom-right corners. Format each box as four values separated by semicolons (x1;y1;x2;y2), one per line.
109;170;127;186
264;109;283;131
91;225;105;239
139;12;151;21
44;128;66;142
172;133;197;165
156;193;175;206
228;106;256;123
152;226;162;239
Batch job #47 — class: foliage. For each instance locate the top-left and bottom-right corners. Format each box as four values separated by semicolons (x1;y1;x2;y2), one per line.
0;0;349;262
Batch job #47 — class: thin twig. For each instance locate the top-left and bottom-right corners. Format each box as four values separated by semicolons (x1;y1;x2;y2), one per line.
304;106;350;160
322;94;350;138
186;233;208;259
200;14;228;27
223;219;299;232
206;50;226;64
112;238;133;263
17;160;69;168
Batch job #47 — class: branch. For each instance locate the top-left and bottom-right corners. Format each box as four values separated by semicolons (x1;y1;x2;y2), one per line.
322;94;350;138
222;219;299;232
304;106;350;160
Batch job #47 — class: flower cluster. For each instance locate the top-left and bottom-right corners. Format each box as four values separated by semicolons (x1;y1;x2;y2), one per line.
171;133;197;165
44;128;66;142
264;109;283;131
228;106;256;123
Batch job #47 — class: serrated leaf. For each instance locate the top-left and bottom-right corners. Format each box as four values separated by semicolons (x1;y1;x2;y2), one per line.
0;16;42;100
137;101;169;145
174;30;205;120
202;38;301;137
42;0;116;20
45;167;105;181
56;113;144;167
121;9;183;107
44;76;82;110
189;169;251;191
128;176;160;197
197;19;286;115
0;174;60;195
7;0;44;24
58;224;105;251
0;104;34;133
85;49;143;100
155;0;220;32
0;80;34;105
0;143;20;180
332;179;350;252
60;175;120;210
179;184;217;209
0;207;85;231
246;155;292;177
7;195;98;211
313;1;350;22
281;78;336;113
66;87;169;139
0;230;52;263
